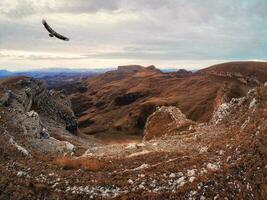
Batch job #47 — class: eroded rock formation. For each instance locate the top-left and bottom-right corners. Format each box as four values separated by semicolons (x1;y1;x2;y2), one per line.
144;106;195;140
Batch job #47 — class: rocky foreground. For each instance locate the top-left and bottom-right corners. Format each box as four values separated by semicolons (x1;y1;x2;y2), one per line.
0;64;267;199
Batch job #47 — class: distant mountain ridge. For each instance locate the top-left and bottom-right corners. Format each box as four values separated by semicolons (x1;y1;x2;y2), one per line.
0;68;115;79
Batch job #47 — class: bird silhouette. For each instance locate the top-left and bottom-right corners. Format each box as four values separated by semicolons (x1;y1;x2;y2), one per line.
42;19;69;41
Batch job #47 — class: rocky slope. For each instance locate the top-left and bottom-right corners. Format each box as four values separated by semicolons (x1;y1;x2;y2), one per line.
68;62;267;136
0;63;267;199
0;77;80;156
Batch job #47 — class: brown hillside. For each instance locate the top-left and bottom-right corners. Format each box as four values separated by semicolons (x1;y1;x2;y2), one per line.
200;61;267;82
70;62;265;135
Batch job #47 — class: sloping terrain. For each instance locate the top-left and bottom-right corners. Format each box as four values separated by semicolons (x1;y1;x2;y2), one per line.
0;74;267;199
0;71;266;199
69;62;267;136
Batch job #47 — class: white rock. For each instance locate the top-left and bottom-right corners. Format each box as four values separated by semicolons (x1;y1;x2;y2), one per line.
139;184;145;189
128;179;134;184
125;143;137;150
219;150;224;155
152;142;158;146
127;150;151;158
17;171;27;177
189;176;196;182
64;141;75;153
177;172;183;177
200;196;206;200
187;169;197;176
169;173;176;178
176;176;186;187
249;98;257;109
207;163;219;171
200;146;208;153
140;174;145;178
9;137;30;156
133;164;149;171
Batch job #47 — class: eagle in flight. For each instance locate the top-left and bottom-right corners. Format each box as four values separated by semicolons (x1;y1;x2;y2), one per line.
42;19;69;41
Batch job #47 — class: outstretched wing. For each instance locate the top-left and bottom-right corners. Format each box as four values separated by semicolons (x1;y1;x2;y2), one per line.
53;32;70;41
42;19;55;34
42;19;70;41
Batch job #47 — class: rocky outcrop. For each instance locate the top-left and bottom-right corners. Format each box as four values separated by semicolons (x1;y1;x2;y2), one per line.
0;77;77;135
144;106;195;140
176;69;193;77
203;70;261;85
117;65;144;73
0;90;12;107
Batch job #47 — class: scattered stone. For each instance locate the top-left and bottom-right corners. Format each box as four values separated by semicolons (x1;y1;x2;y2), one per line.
187;169;197;177
17;171;27;177
125;143;137;150
207;163;219;171
249;98;257;110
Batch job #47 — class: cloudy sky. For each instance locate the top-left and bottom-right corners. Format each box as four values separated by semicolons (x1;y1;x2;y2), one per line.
1;0;267;71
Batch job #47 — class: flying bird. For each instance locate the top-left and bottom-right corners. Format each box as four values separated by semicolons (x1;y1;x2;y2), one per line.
42;19;69;41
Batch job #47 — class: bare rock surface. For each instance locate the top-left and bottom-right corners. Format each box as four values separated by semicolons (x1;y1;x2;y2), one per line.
144;106;195;140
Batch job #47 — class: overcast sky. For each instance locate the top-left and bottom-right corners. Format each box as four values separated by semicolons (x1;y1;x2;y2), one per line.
1;0;267;71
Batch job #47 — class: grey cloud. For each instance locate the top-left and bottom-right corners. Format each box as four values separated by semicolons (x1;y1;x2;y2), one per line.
0;0;122;18
1;0;267;69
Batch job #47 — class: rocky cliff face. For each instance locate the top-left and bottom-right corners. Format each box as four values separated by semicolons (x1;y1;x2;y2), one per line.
0;77;77;135
0;76;79;158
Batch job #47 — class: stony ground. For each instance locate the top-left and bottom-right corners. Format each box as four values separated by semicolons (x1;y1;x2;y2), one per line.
0;77;267;199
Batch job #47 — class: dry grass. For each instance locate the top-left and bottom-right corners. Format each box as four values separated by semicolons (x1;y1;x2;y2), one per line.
54;157;106;171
